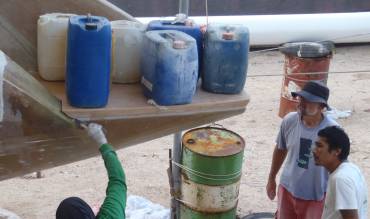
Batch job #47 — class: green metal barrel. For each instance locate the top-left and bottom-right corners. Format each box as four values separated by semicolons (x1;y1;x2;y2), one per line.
180;127;245;218
180;204;237;219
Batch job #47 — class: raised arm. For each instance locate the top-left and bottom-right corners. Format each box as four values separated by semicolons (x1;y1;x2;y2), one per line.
87;123;127;219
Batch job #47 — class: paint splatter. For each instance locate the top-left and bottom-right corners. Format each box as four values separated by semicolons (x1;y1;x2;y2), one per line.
0;51;7;122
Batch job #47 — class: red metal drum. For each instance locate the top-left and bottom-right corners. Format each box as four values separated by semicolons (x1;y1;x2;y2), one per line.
278;42;334;118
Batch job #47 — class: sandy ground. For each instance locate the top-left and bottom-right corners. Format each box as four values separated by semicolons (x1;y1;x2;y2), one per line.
0;45;370;218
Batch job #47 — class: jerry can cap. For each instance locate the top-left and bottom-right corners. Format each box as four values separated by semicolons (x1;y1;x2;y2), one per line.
222;32;234;40
85;22;98;30
85;14;98;30
173;40;186;49
185;19;194;26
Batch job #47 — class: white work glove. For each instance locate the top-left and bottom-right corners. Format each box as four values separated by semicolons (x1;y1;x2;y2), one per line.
87;123;107;146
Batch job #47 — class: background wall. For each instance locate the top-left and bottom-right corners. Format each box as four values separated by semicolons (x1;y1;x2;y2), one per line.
109;0;370;17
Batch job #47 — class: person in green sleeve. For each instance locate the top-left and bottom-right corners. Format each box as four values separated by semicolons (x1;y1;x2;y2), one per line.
56;123;127;219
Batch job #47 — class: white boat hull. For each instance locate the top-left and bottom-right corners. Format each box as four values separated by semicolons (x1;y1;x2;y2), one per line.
138;12;370;46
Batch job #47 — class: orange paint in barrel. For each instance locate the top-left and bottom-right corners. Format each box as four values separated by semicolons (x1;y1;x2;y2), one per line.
278;42;334;118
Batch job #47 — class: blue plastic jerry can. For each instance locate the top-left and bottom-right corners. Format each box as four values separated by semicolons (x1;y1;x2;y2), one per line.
141;30;198;106
202;24;249;94
147;19;203;75
66;15;111;108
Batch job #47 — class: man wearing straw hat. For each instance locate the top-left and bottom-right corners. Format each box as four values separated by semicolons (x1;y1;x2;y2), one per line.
56;123;127;219
266;81;338;219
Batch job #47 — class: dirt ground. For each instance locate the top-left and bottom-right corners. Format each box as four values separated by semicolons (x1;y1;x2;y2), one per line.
0;45;370;218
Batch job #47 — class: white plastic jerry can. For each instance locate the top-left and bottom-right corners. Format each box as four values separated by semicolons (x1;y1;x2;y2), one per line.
111;20;145;84
37;13;76;81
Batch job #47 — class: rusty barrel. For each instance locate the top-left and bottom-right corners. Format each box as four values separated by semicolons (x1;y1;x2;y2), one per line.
180;127;245;218
278;42;334;118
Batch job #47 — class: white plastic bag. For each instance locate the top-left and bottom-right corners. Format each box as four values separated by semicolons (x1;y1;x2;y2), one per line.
125;195;170;219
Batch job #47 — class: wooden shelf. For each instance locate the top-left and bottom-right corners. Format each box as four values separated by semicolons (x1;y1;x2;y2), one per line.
41;81;250;120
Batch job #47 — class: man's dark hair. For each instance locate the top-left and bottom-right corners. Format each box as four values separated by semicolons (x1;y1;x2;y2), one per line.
56;197;95;219
318;126;350;161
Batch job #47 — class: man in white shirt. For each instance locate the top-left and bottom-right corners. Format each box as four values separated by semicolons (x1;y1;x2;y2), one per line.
313;126;368;219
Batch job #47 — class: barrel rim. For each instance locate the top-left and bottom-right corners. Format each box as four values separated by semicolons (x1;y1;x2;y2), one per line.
182;126;245;157
280;41;334;58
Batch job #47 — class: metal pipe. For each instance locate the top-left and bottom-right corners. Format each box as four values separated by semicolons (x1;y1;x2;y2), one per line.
168;149;176;219
179;0;189;17
171;132;182;219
